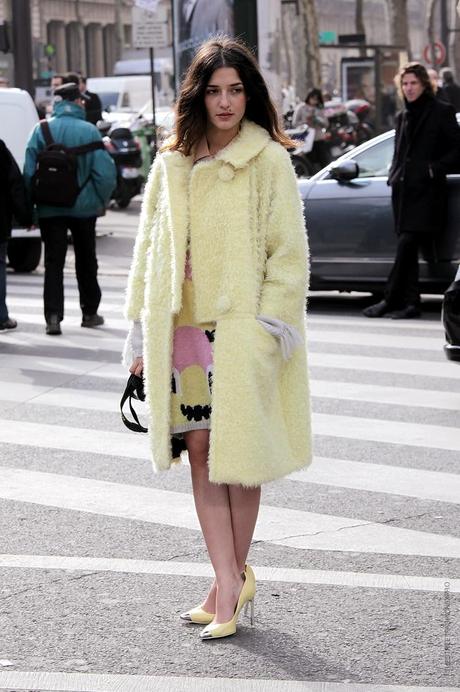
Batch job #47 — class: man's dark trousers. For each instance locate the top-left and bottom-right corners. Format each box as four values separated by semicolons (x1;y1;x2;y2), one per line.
39;216;101;321
384;232;435;309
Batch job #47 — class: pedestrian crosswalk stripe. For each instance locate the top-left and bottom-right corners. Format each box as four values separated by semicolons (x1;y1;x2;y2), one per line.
0;554;458;593
308;329;441;351
310;351;460;379
1;466;460;558
314;412;460;451
0;670;453;692
0;355;125;378
291;457;460;504
311;379;460;411
308;314;443;333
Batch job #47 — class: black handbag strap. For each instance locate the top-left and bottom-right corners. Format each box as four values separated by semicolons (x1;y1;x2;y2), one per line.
120;374;148;433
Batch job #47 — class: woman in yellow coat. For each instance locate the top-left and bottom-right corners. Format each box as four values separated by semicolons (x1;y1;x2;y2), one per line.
124;36;311;640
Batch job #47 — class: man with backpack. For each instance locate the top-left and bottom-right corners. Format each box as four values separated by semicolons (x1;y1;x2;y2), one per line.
24;82;116;335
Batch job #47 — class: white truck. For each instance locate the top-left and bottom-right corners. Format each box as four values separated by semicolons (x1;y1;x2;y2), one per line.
0;88;41;272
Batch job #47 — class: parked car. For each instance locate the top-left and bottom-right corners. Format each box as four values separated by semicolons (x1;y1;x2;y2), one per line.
0;88;42;272
300;124;460;294
442;265;460;362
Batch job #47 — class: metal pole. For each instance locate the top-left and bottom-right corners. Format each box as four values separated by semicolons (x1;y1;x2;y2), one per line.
150;46;158;153
374;47;382;134
170;0;178;98
440;0;449;66
11;0;34;95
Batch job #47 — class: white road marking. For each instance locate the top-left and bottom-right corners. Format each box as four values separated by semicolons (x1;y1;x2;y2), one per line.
311;379;460;411
308;329;440;351
1;467;460;558
309;351;460;379
290;457;460;504
313;412;460;451
0;356;125;378
307;314;443;333
1;554;458;594
0;670;453;692
1;311;129;331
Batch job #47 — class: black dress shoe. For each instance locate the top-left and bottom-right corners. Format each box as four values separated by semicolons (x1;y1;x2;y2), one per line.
81;313;104;328
362;300;389;318
387;305;421;320
0;317;17;330
46;315;62;335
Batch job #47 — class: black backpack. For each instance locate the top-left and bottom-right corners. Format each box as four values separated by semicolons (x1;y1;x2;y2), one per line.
32;120;104;207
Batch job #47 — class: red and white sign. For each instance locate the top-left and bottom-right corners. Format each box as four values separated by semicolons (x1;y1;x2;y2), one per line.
423;41;446;66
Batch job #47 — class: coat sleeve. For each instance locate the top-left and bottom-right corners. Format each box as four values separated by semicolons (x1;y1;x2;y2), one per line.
124;155;163;321
88;135;117;206
258;146;309;326
4;142;32;227
431;105;460;176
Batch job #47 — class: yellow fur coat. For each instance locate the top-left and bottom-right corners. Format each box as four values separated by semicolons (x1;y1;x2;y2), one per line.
124;119;312;486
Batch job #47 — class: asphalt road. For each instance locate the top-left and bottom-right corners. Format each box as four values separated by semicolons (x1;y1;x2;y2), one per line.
0;200;459;692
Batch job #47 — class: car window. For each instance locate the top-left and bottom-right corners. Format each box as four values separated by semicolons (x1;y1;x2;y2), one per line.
353;136;394;178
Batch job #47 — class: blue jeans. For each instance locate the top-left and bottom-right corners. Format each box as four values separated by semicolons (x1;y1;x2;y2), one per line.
0;241;8;321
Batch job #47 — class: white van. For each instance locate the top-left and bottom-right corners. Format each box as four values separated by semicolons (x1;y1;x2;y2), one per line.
87;76;153;114
0;88;42;272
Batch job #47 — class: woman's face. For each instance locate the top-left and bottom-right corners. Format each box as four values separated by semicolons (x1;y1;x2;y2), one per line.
204;67;247;131
307;94;319;106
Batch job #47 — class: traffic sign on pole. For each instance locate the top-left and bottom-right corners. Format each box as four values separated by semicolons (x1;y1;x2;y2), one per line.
423;41;446;66
132;7;169;49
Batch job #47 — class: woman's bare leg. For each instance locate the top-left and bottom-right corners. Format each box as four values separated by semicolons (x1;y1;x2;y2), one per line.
185;429;243;623
228;485;261;571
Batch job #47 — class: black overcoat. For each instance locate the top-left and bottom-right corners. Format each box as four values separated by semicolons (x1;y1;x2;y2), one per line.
388;96;460;234
0;140;32;243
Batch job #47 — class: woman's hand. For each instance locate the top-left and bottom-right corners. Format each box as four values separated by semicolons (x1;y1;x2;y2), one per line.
129;357;144;377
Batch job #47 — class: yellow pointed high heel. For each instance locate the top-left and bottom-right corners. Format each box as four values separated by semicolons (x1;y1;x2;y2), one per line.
180;604;215;625
200;565;256;640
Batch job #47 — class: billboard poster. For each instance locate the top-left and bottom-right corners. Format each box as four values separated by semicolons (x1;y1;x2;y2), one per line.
174;0;235;86
341;58;375;105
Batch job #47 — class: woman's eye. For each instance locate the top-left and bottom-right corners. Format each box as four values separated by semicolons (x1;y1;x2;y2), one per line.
206;89;217;95
232;88;243;94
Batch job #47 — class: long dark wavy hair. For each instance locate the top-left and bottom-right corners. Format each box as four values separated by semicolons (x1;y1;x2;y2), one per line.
163;35;293;155
398;62;434;98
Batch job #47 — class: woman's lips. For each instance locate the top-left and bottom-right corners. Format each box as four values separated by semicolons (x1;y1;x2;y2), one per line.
216;113;233;119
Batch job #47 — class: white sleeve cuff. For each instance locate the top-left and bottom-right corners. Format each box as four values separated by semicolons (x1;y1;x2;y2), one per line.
256;314;303;360
122;320;143;368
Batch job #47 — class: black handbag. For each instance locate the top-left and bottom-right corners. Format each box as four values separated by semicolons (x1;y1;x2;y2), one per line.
120;374;147;433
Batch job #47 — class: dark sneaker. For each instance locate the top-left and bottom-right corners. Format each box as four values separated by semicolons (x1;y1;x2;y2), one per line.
362;300;389;318
0;317;17;330
46;314;62;335
387;305;421;319
81;313;104;328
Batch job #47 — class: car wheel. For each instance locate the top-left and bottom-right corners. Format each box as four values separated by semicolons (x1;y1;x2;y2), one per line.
292;156;314;178
7;238;42;272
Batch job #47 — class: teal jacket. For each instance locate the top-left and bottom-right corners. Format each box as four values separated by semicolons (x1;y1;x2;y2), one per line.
24;100;116;218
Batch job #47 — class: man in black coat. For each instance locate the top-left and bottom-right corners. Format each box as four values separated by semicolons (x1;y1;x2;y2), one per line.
440;68;460;112
79;76;102;126
364;62;460;319
0;140;33;329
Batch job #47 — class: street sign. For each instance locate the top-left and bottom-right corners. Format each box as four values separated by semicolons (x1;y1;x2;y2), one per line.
132;7;169;48
423;41;446;66
134;0;160;11
319;31;337;45
44;43;55;57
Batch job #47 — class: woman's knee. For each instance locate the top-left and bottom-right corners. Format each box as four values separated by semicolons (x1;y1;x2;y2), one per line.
185;429;210;468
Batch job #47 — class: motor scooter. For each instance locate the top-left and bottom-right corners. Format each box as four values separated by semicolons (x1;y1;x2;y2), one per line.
285;124;316;177
97;121;143;208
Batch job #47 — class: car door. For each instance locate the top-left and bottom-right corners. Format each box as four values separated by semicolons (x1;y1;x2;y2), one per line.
305;134;396;286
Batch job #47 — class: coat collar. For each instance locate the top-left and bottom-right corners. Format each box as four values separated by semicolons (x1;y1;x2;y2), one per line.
162;119;271;170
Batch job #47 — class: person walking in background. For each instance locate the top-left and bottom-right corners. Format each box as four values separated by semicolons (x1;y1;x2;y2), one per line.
440;68;460;112
293;88;331;169
79;76;102;125
0;140;32;330
124;36;311;641
364;62;460;319
24;82;116;335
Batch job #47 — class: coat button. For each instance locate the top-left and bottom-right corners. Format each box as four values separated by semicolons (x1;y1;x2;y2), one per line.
216;295;231;313
218;164;235;182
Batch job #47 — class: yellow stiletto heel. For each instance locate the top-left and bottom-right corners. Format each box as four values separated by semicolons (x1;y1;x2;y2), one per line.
200;564;256;640
180;605;215;625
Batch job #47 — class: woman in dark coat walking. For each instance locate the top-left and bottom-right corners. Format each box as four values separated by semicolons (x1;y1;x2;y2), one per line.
0;140;32;329
364;62;460;319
